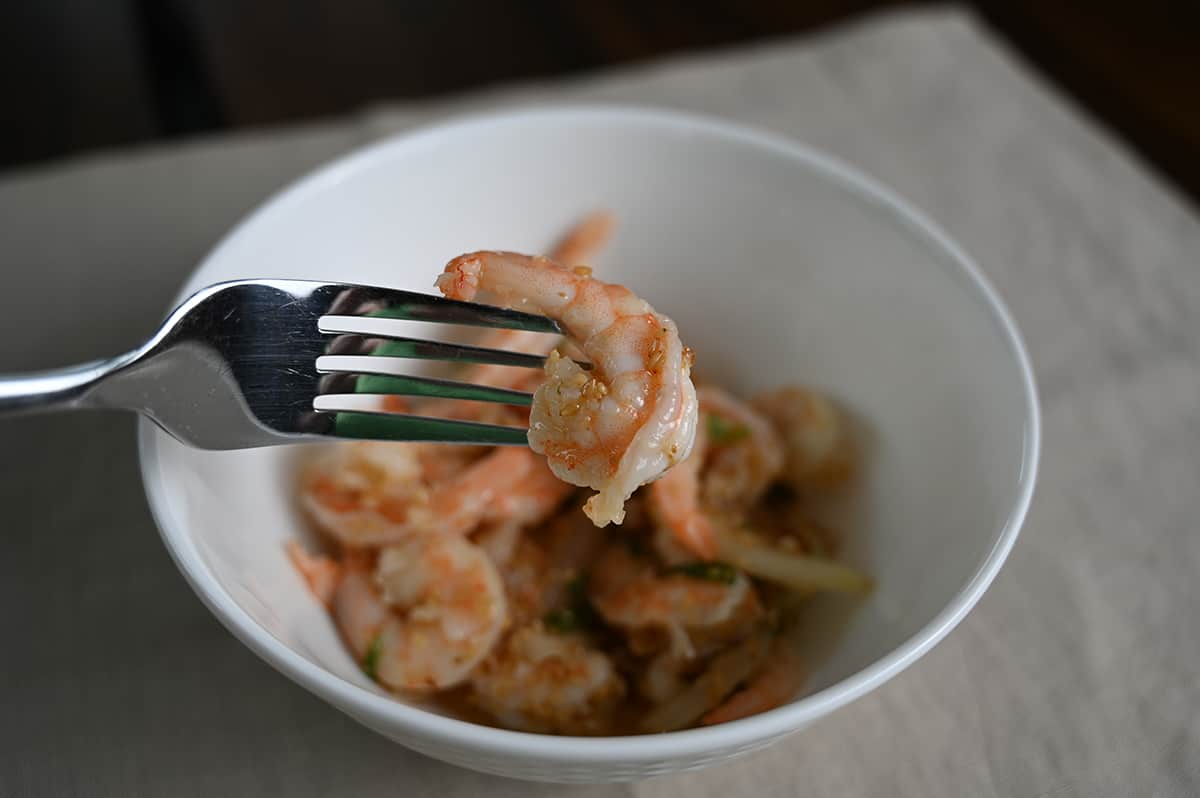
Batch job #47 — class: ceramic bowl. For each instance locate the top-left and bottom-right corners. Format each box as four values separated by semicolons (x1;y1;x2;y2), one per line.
139;106;1039;783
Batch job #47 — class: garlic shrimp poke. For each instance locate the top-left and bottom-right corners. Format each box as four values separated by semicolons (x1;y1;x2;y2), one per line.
290;212;871;734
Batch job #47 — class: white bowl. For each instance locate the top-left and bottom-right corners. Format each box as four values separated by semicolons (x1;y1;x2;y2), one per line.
139;106;1039;783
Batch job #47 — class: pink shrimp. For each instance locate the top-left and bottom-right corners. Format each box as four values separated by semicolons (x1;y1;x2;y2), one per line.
698;385;785;509
482;452;575;528
420;210;617;405
477;499;609;628
648;418;716;558
332;535;507;690
469;623;625;734
462;452;573;580
648;386;786;556
302;444;543;545
436;252;698;527
423;447;538;536
286;541;342;606
701;647;805;725
751;386;855;490
588;544;763;660
547;210;615;267
300;441;429;546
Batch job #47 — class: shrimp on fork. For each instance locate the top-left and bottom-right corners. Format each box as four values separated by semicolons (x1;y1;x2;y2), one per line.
425;210;617;403
436;252;698;527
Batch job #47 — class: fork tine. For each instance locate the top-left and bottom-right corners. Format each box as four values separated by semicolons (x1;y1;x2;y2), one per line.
321;285;563;334
317;372;534;406
319;329;590;370
324;410;529;445
317;341;550;372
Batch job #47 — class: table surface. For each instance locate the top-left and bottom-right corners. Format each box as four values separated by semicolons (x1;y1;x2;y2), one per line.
2;8;1198;796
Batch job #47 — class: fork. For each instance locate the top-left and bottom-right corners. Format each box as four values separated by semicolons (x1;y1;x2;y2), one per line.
0;279;568;448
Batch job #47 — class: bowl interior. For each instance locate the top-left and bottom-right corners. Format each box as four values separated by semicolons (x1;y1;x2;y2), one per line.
143;109;1033;731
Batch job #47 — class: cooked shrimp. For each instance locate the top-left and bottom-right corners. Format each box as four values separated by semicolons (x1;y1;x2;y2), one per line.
416;443;487;484
301;442;429;546
752;386;855;490
332;565;389;661
651;523;697;567
470;623;625;734
589;546;763;660
332;535;507;690
424;328;558;407
306;443;548;545
698;385;784;509
475;521;524;567
419;211;617;407
449;452;571;587
424;446;539;537
537;504;609;588
649;417;716;558
648;387;784;557
286;541;342;606
700;645;804;725
478;501;608;628
437;252;698;527
587;539;656;599
289;218;877;733
547;210;615;267
482;453;574;529
494;534;554;626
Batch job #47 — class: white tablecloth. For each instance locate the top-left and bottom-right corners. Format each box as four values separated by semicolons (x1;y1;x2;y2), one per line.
2;8;1198;796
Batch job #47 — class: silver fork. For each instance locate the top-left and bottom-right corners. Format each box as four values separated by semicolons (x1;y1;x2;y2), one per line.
0;279;568;448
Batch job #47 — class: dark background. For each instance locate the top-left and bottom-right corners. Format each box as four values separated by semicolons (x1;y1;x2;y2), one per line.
2;1;1197;201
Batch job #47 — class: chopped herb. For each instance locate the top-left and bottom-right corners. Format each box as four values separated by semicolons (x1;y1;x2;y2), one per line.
666;561;740;584
362;634;384;680
623;535;649;557
545;573;599;633
544;607;584;633
706;414;750;445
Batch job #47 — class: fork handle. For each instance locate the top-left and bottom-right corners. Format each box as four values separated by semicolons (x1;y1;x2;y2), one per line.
0;357;128;416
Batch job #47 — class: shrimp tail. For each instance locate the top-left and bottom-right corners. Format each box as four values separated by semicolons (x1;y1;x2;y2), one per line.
287;541;342;607
435;255;483;301
549;210;616;266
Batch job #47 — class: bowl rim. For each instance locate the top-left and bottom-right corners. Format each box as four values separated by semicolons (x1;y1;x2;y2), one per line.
138;103;1040;762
